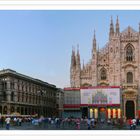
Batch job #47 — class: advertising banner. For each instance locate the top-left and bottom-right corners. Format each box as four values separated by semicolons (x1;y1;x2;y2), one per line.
81;88;120;105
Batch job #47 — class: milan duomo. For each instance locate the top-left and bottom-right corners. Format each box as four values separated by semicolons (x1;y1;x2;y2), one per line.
68;16;140;120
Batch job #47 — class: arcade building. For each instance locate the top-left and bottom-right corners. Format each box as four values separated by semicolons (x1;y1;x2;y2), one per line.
0;69;58;117
66;17;140;120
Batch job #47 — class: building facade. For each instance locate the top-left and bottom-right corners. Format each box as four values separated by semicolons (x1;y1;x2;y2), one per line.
0;69;57;117
56;88;64;117
70;17;140;119
63;88;81;118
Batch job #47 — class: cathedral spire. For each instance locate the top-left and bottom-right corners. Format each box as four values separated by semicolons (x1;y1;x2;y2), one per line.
83;59;85;70
116;16;120;35
98;44;100;53
93;30;96;52
71;46;76;67
76;44;81;67
109;16;114;40
139;23;140;34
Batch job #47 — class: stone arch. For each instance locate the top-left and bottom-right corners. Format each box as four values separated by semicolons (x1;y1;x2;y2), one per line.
100;68;107;80
125;100;135;119
127;72;133;83
10;106;15;113
125;43;134;61
3;106;7;114
82;83;92;87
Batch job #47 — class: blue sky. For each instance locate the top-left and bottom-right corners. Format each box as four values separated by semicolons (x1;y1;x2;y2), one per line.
0;10;140;88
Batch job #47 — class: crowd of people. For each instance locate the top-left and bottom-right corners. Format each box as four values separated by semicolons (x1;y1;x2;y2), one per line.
0;116;33;130
0;115;140;130
128;118;140;130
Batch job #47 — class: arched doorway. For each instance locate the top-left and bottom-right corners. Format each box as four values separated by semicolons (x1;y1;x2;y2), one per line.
125;100;135;119
99;107;106;120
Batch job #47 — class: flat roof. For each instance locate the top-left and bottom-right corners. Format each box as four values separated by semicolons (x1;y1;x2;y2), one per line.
0;69;56;89
64;86;121;91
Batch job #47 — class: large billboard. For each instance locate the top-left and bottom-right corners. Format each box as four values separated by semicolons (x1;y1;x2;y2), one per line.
81;88;120;105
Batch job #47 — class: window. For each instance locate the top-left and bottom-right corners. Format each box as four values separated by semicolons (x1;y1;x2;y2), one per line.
18;93;20;102
100;68;107;80
3;92;6;101
127;72;133;83
26;93;28;102
11;92;14;101
126;45;133;61
22;93;24;102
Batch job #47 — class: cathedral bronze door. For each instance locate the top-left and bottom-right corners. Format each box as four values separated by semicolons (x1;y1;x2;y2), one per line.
99;107;106;120
125;101;135;119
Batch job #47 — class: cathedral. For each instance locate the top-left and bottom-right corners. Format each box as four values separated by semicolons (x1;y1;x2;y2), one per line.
69;16;140;119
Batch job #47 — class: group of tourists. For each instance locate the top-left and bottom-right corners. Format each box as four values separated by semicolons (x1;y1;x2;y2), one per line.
0;115;140;130
128;118;140;130
0;115;33;130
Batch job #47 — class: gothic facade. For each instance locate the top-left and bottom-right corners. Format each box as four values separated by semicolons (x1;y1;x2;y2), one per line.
70;17;140;119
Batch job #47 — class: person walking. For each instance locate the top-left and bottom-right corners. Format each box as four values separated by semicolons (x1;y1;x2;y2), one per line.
87;118;91;130
5;116;11;130
19;117;22;126
1;116;4;128
76;118;80;130
128;118;133;130
132;118;136;130
91;118;95;128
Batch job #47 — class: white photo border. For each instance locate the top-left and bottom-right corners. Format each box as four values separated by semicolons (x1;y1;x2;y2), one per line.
0;0;140;139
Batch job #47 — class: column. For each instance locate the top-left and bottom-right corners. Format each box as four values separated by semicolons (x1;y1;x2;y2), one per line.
2;105;3;114
113;109;116;119
108;108;111;119
124;99;126;119
134;100;136;118
7;104;10;115
118;108;121;119
14;106;17;113
90;108;93;118
0;80;3;101
6;80;11;102
14;79;18;102
94;108;98;119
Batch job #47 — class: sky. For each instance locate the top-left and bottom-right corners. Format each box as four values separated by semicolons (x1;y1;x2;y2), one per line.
0;10;140;88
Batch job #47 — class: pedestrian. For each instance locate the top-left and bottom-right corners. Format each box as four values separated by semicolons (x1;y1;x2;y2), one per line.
132;118;136;130
43;118;48;129
107;119;111;125
19;117;22;126
91;118;95;128
13;117;17;126
136;118;139;126
128;118;133;130
139;119;140;126
87;118;91;130
76;118;80;130
1;116;4;128
5;116;11;130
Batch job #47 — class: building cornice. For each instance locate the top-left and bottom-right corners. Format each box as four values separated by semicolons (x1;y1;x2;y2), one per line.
0;69;56;89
